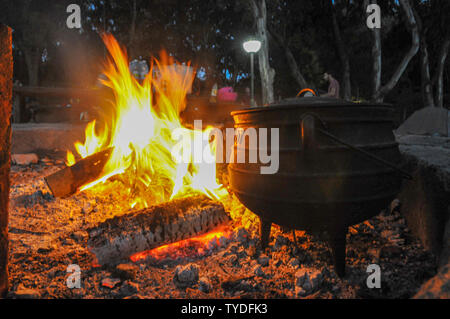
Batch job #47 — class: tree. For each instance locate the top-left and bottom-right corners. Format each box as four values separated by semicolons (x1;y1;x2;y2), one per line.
0;0;68;86
249;0;275;105
411;0;450;107
331;2;351;100
370;0;420;103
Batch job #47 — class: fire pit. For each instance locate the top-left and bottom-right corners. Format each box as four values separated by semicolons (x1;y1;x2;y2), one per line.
229;97;408;276
2;35;439;300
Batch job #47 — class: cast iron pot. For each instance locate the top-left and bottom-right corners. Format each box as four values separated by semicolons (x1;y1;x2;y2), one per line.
228;97;407;277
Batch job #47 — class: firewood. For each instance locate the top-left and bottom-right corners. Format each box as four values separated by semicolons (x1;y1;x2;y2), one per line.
0;24;12;298
87;195;230;265
44;147;113;198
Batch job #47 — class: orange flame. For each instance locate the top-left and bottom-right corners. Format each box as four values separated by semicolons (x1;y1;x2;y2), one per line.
130;226;231;263
67;34;227;207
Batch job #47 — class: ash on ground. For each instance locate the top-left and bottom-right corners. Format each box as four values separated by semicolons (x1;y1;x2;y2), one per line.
7;161;437;299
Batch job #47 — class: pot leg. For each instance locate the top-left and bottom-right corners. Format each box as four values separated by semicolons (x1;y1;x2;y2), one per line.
329;227;347;278
259;218;272;248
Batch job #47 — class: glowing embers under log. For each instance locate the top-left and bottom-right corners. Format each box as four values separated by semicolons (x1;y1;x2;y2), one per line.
130;226;232;265
87;196;231;265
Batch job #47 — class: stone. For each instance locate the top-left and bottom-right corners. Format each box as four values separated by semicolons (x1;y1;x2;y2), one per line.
101;277;121;289
257;254;270;267
289;258;300;267
173;263;199;288
274;235;290;250
397;136;450;265
199;276;212;293
235;227;250;243
15;284;41;299
113;263;139;280
414;263;450;299
294;268;323;295
253;265;265;277
119;281;139;296
71;230;88;243
11;153;39;165
12;123;86;154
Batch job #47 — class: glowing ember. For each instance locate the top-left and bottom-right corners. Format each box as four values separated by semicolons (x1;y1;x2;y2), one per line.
66;34;227;208
130;227;232;263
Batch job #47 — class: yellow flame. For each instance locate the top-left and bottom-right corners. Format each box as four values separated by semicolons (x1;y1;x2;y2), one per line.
67;34;226;207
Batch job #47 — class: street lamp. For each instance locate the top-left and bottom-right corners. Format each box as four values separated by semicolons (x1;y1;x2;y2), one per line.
243;39;261;107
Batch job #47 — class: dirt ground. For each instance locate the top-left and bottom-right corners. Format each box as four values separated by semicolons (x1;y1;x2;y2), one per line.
6;160;437;299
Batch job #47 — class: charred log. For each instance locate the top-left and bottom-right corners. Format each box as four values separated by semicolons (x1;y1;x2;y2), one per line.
87;195;230;265
0;24;12;298
44;147;113;198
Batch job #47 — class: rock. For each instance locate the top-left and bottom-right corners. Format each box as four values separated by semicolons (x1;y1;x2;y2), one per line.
274;235;290;250
381;245;402;258
14;284;41;299
235;227;250;243
113;263;139;280
295;286;308;297
11;153;39;165
218;236;228;246
253;265;265;277
294;268;323;295
414;264;450;299
289;258;300;268
173;263;199;288
390;199;401;214
101;277;121;289
367;248;381;260
257;254;270;267
119;281;139;296
71;230;88;243
199;277;212;293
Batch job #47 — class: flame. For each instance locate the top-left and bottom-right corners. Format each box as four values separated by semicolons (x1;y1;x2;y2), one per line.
130;226;231;263
67;34;226;207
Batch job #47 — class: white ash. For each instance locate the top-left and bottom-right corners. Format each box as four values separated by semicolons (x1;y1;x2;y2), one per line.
295;268;324;296
199;277;212;293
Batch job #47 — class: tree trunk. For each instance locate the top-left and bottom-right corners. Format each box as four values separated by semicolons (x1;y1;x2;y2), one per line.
419;36;435;107
413;7;435;107
22;46;40;86
269;28;308;90
250;0;275;105
128;0;137;58
332;10;351;100
372;0;420;103
369;0;382;100
0;24;12;298
434;37;450;108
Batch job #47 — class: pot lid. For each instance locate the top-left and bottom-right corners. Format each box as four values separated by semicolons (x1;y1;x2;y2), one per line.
274;96;350;106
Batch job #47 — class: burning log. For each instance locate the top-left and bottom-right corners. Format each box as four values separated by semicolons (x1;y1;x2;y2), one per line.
88;195;230;265
0;24;12;298
44;147;113;198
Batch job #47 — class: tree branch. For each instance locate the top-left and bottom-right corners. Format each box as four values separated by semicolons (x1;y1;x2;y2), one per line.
373;0;420;102
268;27;307;89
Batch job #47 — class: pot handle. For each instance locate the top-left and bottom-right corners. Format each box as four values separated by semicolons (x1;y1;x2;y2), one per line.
300;112;412;180
300;113;328;150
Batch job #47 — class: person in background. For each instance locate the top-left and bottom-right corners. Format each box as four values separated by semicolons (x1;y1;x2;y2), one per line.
321;72;340;99
217;86;238;103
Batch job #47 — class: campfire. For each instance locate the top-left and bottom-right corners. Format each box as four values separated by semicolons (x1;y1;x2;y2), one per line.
44;34;231;266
